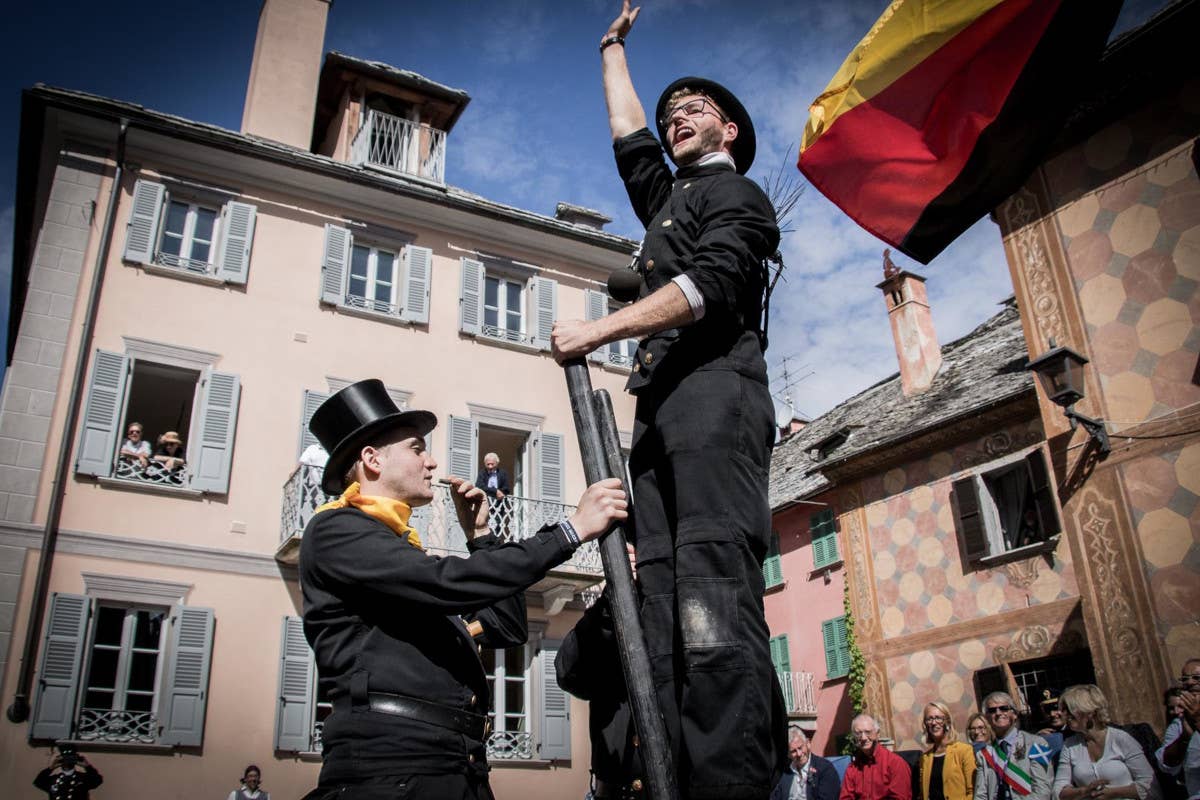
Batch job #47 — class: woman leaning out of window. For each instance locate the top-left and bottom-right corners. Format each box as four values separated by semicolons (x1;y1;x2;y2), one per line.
1053;684;1156;800
918;701;977;800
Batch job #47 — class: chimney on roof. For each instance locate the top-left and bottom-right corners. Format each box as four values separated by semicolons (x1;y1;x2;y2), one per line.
555;202;612;230
241;0;331;149
877;249;942;396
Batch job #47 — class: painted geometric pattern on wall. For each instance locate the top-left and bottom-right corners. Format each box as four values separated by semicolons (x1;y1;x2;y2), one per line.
1043;91;1200;424
1122;443;1200;669
881;614;1090;751
859;420;1078;641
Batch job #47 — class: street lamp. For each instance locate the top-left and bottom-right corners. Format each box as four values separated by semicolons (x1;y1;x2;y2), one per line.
1025;338;1111;456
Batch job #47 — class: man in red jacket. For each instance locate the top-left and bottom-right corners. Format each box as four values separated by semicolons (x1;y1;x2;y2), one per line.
840;714;913;800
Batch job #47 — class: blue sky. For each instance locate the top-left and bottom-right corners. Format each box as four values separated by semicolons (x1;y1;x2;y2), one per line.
0;0;1169;417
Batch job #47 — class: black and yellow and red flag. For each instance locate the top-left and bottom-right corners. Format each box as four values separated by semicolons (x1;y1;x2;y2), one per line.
798;0;1121;264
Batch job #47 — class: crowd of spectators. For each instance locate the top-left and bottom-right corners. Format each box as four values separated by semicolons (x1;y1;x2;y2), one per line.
768;655;1199;800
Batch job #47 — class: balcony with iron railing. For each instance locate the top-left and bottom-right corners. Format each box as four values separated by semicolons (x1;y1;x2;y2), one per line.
777;670;818;718
276;466;603;590
351;109;447;184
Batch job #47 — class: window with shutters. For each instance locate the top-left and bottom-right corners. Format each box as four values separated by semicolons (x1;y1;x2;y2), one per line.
30;592;215;747
950;447;1062;565
821;616;850;680
483;644;534;760
810;508;840;570
583;289;638;370
122;178;256;285
75;348;240;495
762;530;783;589
459;257;556;352
274;616;329;754
319;224;431;325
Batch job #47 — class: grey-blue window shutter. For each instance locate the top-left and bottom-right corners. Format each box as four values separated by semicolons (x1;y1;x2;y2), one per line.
538;640;571;760
75;349;129;477
531;276;557;351
298;390;330;459
160;605;215;746
191;370;241;494
123;179;164;264
321;224;351;305
446;415;478;480
275;616;316;752
459;258;484;335
30;592;90;740
537;431;564;504
585;289;607;364
400;245;432;323
216;200;256;285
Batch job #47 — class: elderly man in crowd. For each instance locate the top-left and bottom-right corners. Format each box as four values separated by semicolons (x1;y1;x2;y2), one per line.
773;726;841;800
974;692;1053;800
840;714;912;800
1158;658;1200;800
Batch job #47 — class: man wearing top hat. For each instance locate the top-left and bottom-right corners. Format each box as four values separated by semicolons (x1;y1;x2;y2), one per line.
550;3;785;797
298;380;627;800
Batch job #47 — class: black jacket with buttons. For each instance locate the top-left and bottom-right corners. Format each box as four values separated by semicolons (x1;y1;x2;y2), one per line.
614;128;779;393
299;506;574;779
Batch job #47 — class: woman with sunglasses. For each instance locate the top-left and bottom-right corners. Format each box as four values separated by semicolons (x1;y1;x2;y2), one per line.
1053;684;1154;800
967;713;994;748
918;701;977;800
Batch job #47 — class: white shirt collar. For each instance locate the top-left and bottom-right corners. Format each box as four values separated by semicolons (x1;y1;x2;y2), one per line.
696;151;736;169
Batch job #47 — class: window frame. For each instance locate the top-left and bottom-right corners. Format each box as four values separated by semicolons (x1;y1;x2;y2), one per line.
483;641;535;760
320;223;430;325
483;273;527;344
76;602;169;743
460;257;556;352
950;445;1062;566
810;508;841;571
157;197;222;275
347;241;402;315
821;616;850;680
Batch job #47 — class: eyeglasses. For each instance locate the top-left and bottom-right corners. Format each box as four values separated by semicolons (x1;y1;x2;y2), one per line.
659;97;727;129
986;706;1014;715
924;717;948;725
1181;673;1200;683
851;731;876;739
128;430;141;436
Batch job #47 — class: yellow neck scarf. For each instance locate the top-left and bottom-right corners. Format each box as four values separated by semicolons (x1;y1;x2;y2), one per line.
314;481;423;550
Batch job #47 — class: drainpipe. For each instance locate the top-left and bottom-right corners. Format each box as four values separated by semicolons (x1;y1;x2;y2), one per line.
7;119;129;723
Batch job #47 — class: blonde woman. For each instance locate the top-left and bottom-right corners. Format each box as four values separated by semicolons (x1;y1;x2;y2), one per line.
1053;685;1154;800
967;713;994;746
919;701;978;800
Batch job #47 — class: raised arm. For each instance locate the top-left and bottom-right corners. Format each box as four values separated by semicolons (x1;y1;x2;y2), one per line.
601;1;647;140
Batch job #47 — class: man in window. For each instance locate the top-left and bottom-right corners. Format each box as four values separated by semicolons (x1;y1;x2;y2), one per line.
299;380;627;800
118;422;151;470
551;3;784;797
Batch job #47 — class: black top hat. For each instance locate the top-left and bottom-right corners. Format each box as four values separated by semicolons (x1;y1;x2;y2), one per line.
656;76;756;174
309;379;437;494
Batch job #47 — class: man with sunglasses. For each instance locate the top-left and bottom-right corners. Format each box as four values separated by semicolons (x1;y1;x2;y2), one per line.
551;3;784;798
1157;659;1200;800
974;693;1053;800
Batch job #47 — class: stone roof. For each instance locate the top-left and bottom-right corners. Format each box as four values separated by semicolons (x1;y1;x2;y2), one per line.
768;298;1035;509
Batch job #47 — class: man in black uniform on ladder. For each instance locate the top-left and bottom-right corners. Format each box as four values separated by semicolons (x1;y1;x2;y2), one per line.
299;380;627;799
551;3;786;798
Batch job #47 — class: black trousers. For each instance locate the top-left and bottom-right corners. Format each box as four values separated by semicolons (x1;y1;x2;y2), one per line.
301;773;495;800
628;368;785;800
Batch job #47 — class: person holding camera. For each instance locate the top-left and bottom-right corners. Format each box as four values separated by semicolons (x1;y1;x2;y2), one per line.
33;744;103;799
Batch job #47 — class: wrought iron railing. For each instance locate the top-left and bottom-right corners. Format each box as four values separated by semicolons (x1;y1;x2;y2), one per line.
156;250;214;276
351;109;447;184
481;324;531;346
605;350;634;368
487;730;534;760
76;708;157;743
342;292;401;317
280;465;601;574
114;457;187;487
778;670;818;715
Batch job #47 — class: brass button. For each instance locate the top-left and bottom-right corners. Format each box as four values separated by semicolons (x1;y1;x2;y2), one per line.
644;352;653;364
683;182;692;189
485;720;493;735
645;259;655;271
632;735;640;748
661;219;672;227
468;753;476;764
633;363;640;372
632;779;644;791
469;694;477;707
